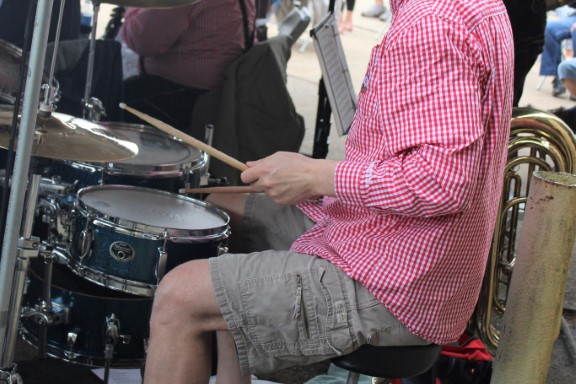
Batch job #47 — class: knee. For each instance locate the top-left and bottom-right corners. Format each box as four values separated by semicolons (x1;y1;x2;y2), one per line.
149;259;217;329
149;272;188;328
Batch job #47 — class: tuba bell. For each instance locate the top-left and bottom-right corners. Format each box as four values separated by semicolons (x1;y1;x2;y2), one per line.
471;107;576;354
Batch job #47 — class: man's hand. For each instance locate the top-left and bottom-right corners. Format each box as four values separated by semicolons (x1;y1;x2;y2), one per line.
241;152;338;205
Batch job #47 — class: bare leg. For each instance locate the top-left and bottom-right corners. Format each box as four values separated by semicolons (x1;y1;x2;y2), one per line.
144;259;228;384
342;10;353;31
215;331;252;384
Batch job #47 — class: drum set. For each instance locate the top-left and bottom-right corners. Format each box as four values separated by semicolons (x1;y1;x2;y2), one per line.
0;1;228;383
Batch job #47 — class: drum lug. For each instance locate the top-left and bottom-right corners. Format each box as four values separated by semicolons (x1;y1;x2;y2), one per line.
20;300;69;327
104;314;131;345
120;334;132;345
104;314;120;345
79;228;93;260
217;245;229;256
155;247;168;283
66;329;80;357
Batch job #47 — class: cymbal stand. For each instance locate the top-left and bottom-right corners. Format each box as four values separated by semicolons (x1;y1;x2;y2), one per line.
39;0;67;117
82;0;106;122
0;1;56;382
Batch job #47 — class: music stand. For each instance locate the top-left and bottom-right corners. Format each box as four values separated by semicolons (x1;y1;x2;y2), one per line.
310;12;357;158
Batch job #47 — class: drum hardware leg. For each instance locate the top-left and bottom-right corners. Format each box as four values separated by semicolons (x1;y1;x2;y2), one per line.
18;242;70;359
1;176;43;373
38;246;55;359
38;0;67;117
81;1;106;122
195;124;232;191
0;365;23;384
199;124;215;187
102;314;123;384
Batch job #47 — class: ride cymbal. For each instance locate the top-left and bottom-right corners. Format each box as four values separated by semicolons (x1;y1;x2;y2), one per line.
101;0;200;7
0;107;138;163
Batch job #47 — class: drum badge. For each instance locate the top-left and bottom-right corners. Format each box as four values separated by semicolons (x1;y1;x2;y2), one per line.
109;242;135;262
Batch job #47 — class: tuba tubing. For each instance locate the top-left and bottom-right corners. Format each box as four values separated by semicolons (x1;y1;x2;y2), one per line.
472;107;576;353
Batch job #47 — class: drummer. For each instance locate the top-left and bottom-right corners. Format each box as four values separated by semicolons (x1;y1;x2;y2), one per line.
120;0;257;133
0;0;81;49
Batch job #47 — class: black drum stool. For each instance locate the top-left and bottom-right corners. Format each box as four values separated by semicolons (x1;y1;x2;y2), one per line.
331;344;441;384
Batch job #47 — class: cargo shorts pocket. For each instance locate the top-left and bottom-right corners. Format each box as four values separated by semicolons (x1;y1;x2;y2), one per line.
239;266;354;357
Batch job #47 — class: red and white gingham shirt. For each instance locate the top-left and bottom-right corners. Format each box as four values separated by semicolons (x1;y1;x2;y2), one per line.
292;0;514;344
121;0;254;90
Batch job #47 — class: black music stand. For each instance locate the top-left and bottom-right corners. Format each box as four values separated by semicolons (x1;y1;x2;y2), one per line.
310;12;357;159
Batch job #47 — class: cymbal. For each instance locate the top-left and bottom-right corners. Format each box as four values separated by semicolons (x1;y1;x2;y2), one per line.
102;0;200;7
0;107;138;163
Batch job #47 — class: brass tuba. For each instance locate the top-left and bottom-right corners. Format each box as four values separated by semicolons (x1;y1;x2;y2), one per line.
471;107;576;354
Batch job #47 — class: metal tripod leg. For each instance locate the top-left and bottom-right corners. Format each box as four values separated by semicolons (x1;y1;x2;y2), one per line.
0;175;43;383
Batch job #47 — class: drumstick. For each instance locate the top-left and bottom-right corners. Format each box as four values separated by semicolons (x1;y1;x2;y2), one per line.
179;186;256;194
119;103;248;172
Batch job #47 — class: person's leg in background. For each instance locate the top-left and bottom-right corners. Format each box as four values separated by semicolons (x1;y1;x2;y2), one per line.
559;57;576;96
539;15;576;97
361;0;385;18
552;58;576;133
360;0;391;22
339;0;355;33
513;46;542;106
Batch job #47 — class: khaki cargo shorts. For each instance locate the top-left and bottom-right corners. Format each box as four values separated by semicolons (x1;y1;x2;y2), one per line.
209;194;428;375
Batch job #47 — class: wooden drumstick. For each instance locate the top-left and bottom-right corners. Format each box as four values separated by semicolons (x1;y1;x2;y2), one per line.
179;186;256;194
119;103;248;172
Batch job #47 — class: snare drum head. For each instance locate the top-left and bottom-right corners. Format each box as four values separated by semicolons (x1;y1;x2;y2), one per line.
77;185;229;233
100;122;203;168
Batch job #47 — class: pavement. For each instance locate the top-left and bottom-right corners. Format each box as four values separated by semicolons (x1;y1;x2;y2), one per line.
3;1;576;383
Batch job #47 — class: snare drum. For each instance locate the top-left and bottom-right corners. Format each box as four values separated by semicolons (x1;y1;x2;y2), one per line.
49;122;206;193
67;185;230;296
0;39;57;104
21;260;151;367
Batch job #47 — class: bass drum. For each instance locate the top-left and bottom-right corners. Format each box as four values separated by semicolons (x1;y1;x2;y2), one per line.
49;122;206;193
20;260;151;367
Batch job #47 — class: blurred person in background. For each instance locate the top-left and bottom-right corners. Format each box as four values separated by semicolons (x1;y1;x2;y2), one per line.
538;2;576;97
120;0;255;131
